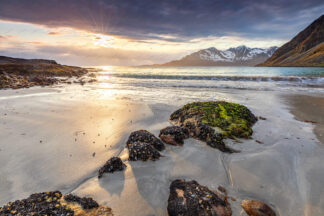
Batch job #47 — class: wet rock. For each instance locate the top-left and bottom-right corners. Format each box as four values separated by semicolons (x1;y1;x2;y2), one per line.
64;194;99;209
159;126;189;146
0;191;114;216
0;191;73;215
170;101;257;138
241;200;276;216
169;101;258;152
167;179;232;216
128;141;161;161
98;156;126;178
126;130;165;151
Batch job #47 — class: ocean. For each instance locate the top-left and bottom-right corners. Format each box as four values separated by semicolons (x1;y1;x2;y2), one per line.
93;66;324;103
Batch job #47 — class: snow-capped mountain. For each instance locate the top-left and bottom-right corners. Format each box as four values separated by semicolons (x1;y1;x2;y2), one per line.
161;46;278;66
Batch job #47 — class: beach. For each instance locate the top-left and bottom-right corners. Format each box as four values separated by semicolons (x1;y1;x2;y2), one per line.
0;66;324;215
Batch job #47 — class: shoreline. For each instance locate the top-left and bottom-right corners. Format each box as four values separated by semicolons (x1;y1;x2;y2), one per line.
286;94;324;144
0;84;324;215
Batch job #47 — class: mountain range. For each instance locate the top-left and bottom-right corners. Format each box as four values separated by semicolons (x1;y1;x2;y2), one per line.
260;14;324;67
158;46;278;66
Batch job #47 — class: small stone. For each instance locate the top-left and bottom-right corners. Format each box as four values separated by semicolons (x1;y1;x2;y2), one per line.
159;126;189;146
241;200;276;216
98;157;126;178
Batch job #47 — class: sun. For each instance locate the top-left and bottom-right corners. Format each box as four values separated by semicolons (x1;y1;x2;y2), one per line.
93;34;115;47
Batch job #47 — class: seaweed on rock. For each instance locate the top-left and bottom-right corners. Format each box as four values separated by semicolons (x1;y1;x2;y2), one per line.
169;101;257;152
170;101;257;138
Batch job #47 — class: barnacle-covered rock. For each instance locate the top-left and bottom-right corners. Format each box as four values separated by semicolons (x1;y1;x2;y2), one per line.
126;130;165;151
0;191;114;216
128;141;161;161
241;200;276;216
168;180;232;216
167;179;232;216
159;126;189;146
98;157;126;178
0;191;74;215
64;194;99;210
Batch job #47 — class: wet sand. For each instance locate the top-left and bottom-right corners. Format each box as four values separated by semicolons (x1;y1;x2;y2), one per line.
1;85;324;216
286;94;324;144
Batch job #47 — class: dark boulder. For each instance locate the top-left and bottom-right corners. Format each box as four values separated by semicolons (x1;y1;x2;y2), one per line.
126;130;165;151
241;200;276;216
159;126;189;146
98;156;126;178
167;179;232;216
128;141;161;161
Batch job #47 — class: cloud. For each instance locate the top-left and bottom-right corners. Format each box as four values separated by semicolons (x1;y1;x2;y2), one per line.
0;42;182;66
47;31;61;36
0;0;323;41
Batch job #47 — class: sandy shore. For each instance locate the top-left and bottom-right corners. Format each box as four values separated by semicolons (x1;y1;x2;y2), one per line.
286;94;324;144
0;85;324;215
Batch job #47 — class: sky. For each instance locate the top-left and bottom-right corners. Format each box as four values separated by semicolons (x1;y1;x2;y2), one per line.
0;0;323;66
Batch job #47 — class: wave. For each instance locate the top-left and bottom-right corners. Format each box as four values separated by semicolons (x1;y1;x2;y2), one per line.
101;73;324;83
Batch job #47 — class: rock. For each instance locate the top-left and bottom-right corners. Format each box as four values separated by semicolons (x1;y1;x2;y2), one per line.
241;200;276;216
98;157;126;178
126;130;165;151
170;101;257;138
0;191;73;215
128;141;161;161
0;56;91;90
169;101;258;152
167;179;232;216
0;191;114;216
159;126;189;146
64;194;99;209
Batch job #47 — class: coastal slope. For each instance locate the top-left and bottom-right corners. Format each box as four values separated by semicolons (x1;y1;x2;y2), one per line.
0;56;88;89
259;14;324;67
156;46;277;66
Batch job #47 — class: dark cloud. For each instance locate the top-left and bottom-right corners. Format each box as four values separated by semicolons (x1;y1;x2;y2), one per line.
0;0;324;40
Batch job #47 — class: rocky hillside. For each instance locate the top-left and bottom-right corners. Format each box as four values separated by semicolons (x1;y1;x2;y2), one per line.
0;56;89;89
260;14;324;67
159;46;277;66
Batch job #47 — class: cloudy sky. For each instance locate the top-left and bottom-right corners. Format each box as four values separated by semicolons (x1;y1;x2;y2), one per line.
0;0;323;66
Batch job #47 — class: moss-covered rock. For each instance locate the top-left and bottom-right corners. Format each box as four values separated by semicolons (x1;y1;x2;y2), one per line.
170;101;257;138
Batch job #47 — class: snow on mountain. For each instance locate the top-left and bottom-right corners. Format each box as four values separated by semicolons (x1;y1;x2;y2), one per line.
198;46;277;63
161;46;278;66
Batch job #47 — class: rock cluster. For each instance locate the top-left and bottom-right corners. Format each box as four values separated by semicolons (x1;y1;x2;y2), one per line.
98;157;126;178
167;180;232;216
159;126;189;146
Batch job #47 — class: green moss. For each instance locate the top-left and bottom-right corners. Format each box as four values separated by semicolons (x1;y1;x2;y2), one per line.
171;101;257;138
